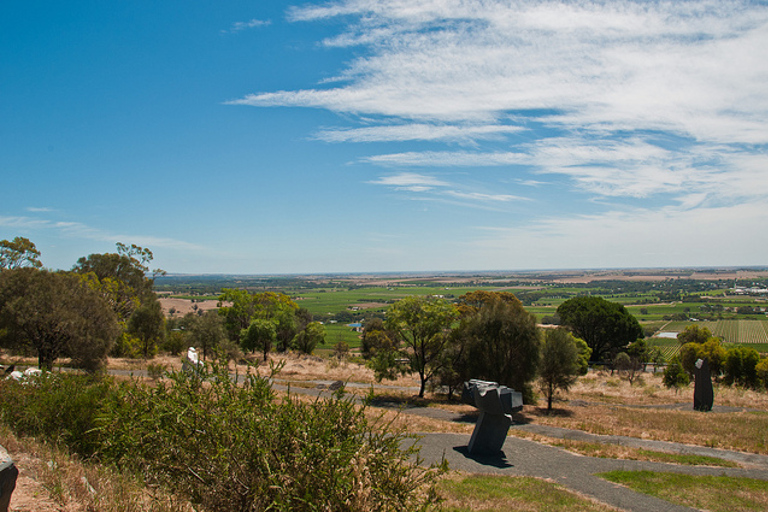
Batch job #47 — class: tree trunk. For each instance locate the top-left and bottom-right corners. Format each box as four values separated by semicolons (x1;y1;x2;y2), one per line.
37;344;55;371
547;382;554;411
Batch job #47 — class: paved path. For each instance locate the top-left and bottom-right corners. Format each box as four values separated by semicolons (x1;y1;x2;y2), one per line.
411;432;768;512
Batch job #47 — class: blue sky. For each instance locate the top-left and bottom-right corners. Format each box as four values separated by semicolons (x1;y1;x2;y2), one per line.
2;0;767;274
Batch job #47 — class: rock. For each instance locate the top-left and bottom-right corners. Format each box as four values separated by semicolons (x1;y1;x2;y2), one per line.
0;444;18;512
328;380;344;391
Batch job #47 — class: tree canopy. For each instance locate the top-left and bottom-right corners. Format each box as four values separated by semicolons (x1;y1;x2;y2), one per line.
539;328;580;411
384;295;458;398
0;268;118;371
450;292;541;402
557;296;643;362
73;243;163;322
0;236;42;270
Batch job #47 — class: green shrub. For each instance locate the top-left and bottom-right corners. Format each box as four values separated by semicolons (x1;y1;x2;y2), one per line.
724;346;760;388
98;360;443;511
0;361;442;511
663;357;690;390
0;372;116;456
757;358;768;390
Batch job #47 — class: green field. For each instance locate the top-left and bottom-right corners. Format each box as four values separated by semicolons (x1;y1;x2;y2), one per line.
159;273;768;350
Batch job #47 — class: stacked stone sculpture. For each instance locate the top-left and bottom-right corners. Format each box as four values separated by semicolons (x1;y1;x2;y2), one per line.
462;379;523;455
0;444;17;512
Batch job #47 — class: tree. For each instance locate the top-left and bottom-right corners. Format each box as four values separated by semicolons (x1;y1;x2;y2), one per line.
361;317;396;359
449;292;541;403
756;358;768;390
217;290;298;348
679;337;726;378
0;237;42;270
384;296;458;398
0;268;118;371
574;337;592;375
241;318;277;361
677;324;713;346
539;328;580;411
126;297;165;358
292;321;325;354
188;311;227;361
73;243;162;322
455;290;522;317
662;356;690;390
724;346;760;388
557;296;643;362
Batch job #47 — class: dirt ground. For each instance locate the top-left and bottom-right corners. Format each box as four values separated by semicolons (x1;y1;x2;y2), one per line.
7;452;63;512
157;297;221;317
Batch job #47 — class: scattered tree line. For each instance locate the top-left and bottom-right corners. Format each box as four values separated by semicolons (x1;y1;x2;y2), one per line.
663;324;768;390
0;237;165;370
361;291;599;410
0;237;328;370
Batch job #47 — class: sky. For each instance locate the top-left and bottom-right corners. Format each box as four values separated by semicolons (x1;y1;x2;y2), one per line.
2;0;767;274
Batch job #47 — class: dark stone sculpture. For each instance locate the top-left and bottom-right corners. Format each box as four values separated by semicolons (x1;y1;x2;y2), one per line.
693;358;714;412
0;444;18;512
462;379;523;455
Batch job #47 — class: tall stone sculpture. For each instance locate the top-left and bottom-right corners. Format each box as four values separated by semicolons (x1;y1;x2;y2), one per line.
693;358;714;412
462;379;523;455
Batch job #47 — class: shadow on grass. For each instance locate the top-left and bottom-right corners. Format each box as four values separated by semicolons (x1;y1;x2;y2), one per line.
452;445;513;469
367;393;469;410
511;406;576;425
367;393;432;409
454;412;480;424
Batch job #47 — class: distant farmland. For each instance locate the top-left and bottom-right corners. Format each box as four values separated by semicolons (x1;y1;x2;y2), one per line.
662;319;768;344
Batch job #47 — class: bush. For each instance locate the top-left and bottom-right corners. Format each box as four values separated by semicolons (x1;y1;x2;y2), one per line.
757;358;768;390
724;346;760;388
0;361;442;511
663;356;690;390
0;372;117;456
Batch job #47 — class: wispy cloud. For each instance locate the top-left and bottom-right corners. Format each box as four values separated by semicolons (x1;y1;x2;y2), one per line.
470;198;768;269
224;18;271;34
26;206;55;213
368;172;449;192
315;123;522;143
0;215;204;252
362;151;528;167
369;172;528;206
233;0;768;265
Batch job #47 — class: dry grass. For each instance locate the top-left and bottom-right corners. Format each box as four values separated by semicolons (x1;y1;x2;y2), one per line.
0;425;193;512
367;407;475;435
514;403;768;454
570;372;768;410
509;430;738;467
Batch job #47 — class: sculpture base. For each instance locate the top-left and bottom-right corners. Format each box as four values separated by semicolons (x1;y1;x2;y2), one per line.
468;412;512;455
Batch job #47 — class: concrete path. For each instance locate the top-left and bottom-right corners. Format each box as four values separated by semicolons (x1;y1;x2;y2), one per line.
411;432;768;512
